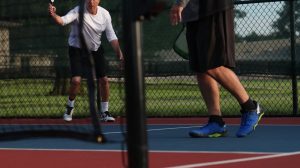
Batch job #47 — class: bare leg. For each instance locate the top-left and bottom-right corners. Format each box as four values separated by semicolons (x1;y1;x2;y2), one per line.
64;76;81;121
98;76;110;102
207;66;249;104
190;73;226;137
196;73;221;116
97;76;115;122
205;67;264;137
68;76;81;100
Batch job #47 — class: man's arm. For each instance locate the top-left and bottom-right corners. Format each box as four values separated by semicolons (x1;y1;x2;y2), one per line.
110;40;124;64
48;3;64;25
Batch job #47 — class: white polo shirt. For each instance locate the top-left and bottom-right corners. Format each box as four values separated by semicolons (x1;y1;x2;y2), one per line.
61;6;118;51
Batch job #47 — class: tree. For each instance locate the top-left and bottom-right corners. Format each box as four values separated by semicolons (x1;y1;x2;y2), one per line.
234;9;247;42
235;9;247;18
272;1;300;38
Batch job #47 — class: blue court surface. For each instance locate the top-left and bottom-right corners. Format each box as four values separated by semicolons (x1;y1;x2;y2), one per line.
0;123;299;152
0;118;300;168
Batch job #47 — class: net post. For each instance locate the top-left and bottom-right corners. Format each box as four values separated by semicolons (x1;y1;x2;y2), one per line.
122;0;148;167
78;0;105;143
289;0;298;115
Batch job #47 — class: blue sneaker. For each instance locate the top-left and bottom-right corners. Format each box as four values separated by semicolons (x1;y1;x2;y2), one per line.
189;122;227;138
236;101;264;137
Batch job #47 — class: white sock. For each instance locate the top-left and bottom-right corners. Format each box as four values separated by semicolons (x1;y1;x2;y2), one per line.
67;98;75;108
101;102;109;113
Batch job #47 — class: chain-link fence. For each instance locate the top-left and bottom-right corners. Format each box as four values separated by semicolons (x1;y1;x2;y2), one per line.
0;0;299;118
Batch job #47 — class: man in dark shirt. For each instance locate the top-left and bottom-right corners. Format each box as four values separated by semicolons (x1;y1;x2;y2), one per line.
170;0;264;138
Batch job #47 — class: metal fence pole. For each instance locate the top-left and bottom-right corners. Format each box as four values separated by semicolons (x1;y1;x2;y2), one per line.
289;0;298;115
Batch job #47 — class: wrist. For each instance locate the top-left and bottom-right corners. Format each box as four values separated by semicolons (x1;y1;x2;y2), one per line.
51;13;57;18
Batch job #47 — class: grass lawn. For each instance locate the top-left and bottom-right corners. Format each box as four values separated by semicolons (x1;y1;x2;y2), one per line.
0;76;298;118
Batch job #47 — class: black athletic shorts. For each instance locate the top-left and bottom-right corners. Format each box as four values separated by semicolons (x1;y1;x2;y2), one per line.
68;46;107;78
186;8;235;73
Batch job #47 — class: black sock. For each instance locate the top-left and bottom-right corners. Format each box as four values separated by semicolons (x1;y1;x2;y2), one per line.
208;115;225;126
240;98;256;112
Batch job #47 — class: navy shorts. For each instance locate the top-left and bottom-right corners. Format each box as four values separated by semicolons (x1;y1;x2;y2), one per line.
68;46;107;78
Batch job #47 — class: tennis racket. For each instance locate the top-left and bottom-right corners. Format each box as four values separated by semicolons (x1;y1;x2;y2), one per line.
173;26;189;60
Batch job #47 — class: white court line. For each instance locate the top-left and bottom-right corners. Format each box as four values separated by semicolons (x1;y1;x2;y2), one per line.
150;150;279;155
0;147;279;156
0;148;124;152
1;123;300;126
147;126;200;131
103;126;200;134
103;124;300;135
167;151;300;168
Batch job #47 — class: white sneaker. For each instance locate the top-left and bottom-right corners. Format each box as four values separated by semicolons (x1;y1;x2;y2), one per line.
100;111;115;122
63;106;74;122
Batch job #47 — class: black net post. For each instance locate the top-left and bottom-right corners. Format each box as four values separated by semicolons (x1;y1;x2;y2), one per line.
78;0;105;143
289;0;298;115
122;0;149;167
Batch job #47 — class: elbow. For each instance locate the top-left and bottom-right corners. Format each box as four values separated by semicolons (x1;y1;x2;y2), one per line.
109;38;118;44
56;18;65;26
58;21;64;26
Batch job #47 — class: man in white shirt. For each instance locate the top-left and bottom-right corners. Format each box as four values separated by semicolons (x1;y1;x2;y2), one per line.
48;0;123;122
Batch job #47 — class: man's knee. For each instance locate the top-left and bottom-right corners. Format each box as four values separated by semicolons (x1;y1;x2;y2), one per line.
98;77;109;86
206;66;231;78
207;66;222;74
71;78;81;87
